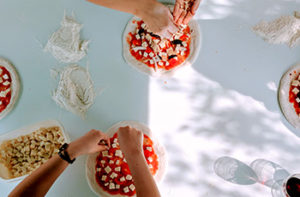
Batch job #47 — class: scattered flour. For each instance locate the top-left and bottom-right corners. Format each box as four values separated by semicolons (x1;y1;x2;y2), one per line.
51;64;96;118
45;13;89;63
253;11;300;47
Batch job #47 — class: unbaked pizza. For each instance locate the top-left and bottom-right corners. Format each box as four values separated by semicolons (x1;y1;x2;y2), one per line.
95;133;158;196
0;58;20;120
279;63;300;129
0;66;12;113
123;5;201;77
86;121;166;197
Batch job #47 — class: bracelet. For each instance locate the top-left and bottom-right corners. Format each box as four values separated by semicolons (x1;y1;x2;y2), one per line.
58;143;76;164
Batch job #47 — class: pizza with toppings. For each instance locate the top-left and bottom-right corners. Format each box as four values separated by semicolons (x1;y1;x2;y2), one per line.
123;5;201;77
0;58;20;120
279;63;300;129
86;121;167;197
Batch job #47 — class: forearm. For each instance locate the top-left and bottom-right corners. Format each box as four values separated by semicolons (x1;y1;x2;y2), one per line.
9;155;69;197
9;143;79;197
125;151;160;197
86;0;158;18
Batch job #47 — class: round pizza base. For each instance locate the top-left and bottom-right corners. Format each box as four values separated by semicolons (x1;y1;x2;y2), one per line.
279;63;300;129
0;58;20;120
122;6;201;78
86;121;167;197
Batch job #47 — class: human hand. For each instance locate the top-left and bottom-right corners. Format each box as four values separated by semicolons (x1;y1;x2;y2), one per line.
117;126;143;156
67;130;110;159
173;0;201;25
140;1;179;39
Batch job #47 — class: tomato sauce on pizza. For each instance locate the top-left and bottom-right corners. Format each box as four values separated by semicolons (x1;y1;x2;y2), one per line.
289;72;300;115
127;20;191;71
0;66;12;113
95;133;158;196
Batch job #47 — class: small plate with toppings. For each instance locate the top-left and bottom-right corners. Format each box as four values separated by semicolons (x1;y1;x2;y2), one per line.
122;5;201;78
0;58;20;120
0;120;70;182
279;63;300;129
86;121;167;197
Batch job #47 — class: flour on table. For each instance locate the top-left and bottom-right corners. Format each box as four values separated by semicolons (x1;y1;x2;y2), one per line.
51;64;96;118
45;13;89;63
253;12;300;47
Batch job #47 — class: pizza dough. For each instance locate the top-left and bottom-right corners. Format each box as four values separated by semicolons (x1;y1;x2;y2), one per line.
279;63;300;128
51;64;96;119
86;121;167;197
0;58;20;120
122;5;201;78
44;13;89;63
253;12;300;48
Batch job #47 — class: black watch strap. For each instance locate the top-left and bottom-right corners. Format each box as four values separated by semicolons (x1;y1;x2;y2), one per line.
58;143;76;164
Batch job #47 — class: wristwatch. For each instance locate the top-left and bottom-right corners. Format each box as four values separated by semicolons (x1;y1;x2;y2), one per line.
58;143;76;164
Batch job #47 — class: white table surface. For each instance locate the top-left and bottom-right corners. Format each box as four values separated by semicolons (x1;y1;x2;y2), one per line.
0;0;300;196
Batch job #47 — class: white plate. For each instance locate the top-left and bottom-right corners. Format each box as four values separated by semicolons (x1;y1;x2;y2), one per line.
0;120;70;182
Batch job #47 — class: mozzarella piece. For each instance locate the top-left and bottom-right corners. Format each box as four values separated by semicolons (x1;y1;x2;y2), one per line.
123;158;127;162
159;41;166;48
115;167;121;172
158;62;163;66
123;186;129;193
293;87;300;94
148;157;153;162
101;175;107;181
104;183;109;187
174;57;178;60
149;52;154;57
292;80;300;86
126;174;132;180
150;60;154;64
104;166;111;173
3;81;10;86
0;89;10;98
109;160;114;164
146;147;152;151
120;176;126;182
110;172;118;179
296;98;300;103
139;51;142;55
113;138;118;143
129;184;135;191
149;164;153;169
115;150;123;158
2;74;8;80
102;151;109;157
133;46;146;52
143;52;148;57
101;160;105;164
182;41;187;47
116;160;120;165
180;51;185;56
96;168;101;172
141;23;146;29
116;184;120;189
135;34;141;40
0;101;2;105
112;143;117;148
142;42;148;48
109;183;115;190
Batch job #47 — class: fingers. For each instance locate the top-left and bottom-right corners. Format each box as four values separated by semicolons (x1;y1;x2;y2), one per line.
183;11;194;25
173;2;181;22
191;0;201;15
177;10;187;25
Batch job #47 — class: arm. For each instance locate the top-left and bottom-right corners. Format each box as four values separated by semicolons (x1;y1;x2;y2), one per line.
9;130;110;197
87;0;179;38
117;126;160;197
